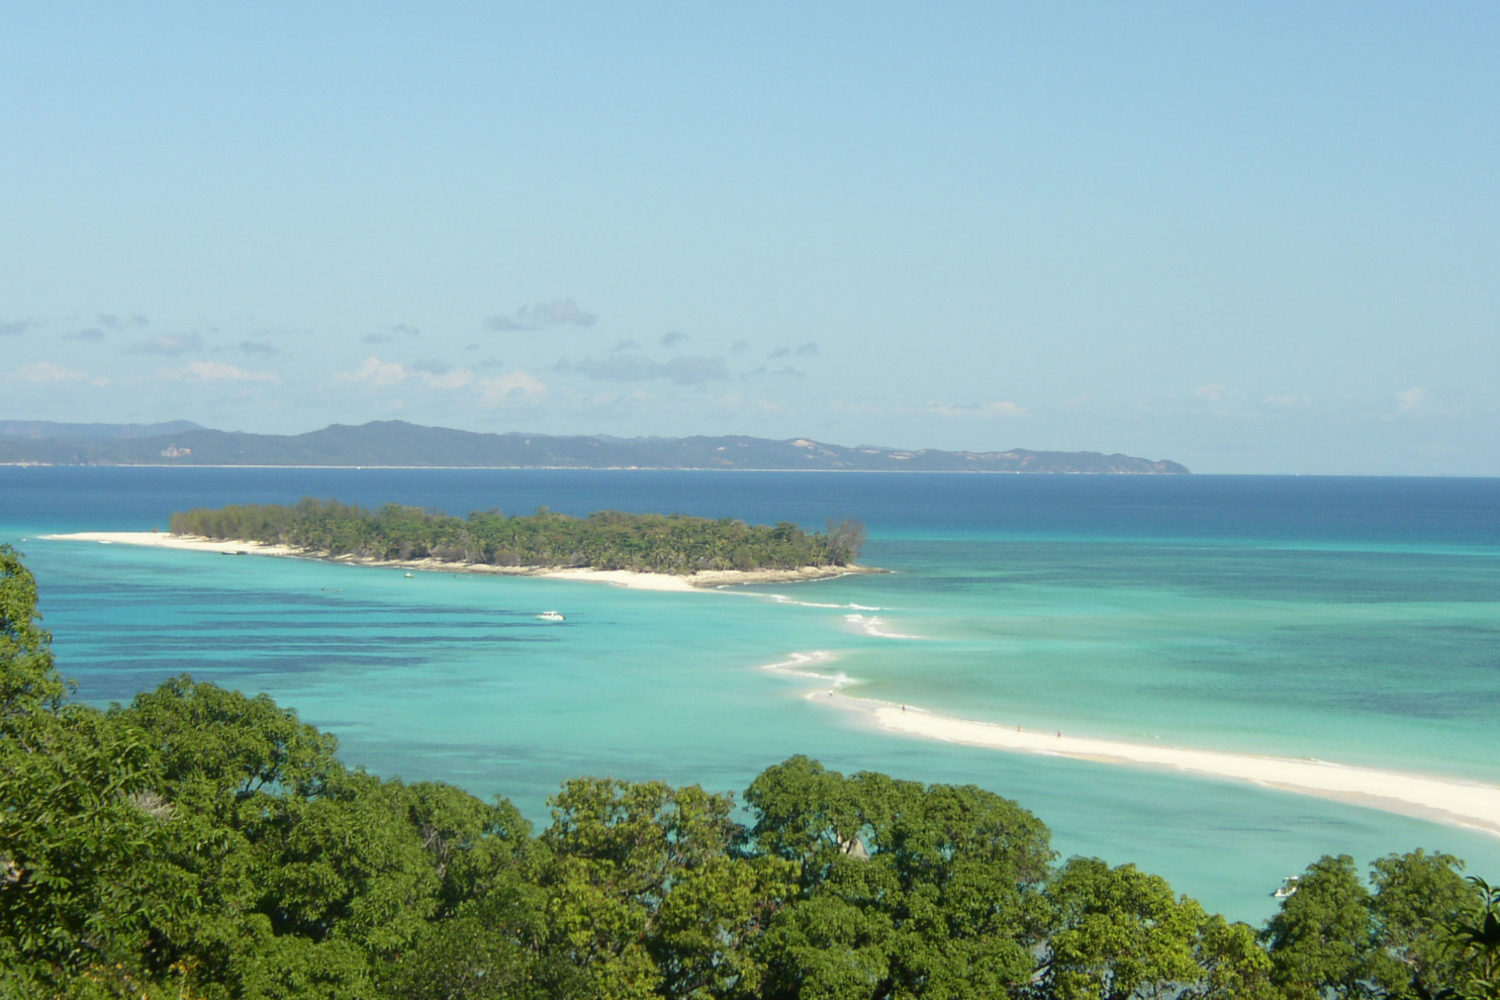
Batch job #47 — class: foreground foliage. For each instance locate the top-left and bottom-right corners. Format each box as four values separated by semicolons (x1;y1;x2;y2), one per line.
2;545;1495;998
168;499;867;574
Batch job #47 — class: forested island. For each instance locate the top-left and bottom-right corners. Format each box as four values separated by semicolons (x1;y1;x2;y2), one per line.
2;546;1498;998
168;499;867;577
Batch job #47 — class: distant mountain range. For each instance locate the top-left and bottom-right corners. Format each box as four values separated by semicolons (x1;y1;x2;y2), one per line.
0;420;1189;474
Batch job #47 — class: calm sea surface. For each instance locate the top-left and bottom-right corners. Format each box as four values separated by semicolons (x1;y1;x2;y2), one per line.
3;467;1498;922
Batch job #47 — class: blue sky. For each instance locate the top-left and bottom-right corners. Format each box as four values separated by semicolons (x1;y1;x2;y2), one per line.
3;3;1496;474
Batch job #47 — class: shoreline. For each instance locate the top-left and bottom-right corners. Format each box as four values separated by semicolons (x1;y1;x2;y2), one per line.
41;530;1500;838
857;698;1500;839
37;531;874;591
763;651;1500;839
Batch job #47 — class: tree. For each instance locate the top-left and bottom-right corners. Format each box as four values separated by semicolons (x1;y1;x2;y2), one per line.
1444;877;1500;999
1368;849;1475;996
747;757;1053;998
1182;914;1278;1000
1035;857;1206;1000
0;544;68;719
1261;854;1382;999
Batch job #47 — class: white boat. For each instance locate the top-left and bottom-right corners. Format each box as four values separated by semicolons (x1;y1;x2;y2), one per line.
536;611;565;621
1272;876;1300;899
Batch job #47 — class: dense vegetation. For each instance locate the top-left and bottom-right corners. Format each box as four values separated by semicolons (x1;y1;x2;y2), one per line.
3;545;1497;999
168;499;867;574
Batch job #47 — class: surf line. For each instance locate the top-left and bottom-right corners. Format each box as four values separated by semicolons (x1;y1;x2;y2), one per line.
761;651;1500;840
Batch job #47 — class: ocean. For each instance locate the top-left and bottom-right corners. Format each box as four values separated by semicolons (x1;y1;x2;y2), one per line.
3;466;1498;923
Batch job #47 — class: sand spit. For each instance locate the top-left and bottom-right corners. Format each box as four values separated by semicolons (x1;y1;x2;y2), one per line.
855;700;1500;839
755;652;1500;838
38;531;870;591
52;530;1498;838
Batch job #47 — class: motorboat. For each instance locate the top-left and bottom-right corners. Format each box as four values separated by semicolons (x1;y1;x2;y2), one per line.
536;611;565;621
1272;876;1300;899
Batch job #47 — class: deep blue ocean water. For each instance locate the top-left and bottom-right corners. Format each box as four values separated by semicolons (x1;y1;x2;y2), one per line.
3;467;1498;923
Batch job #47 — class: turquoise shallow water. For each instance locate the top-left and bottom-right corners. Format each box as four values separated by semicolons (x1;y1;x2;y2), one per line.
3;468;1499;923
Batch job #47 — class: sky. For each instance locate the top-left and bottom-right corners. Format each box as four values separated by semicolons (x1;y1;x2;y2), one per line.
2;3;1496;475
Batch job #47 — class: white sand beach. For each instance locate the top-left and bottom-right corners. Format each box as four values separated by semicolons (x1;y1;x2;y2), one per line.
756;652;1500;838
853;699;1500;838
37;531;859;591
42;531;304;557
45;530;1500;838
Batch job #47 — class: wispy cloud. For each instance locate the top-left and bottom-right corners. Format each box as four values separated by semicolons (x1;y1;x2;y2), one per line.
237;340;279;357
178;361;281;383
659;331;689;349
0;320;33;337
484;298;597;332
127;332;203;356
97;313;148;329
65;327;107;342
837;398;1027;420
333;356;477;391
557;354;729;386
9;362;104;385
478;370;547;404
335;357;409;387
1396;386;1427;413
768;342;820;360
927;400;1027;418
1193;382;1227;402
409;359;474;389
1262;392;1312;411
363;323;422;344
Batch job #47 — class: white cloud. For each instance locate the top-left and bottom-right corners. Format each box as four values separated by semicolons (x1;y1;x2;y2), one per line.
181;361;281;383
927;400;1027;418
1262;392;1312;411
10;362;103;385
335;357;409;387
478;370;548;404
126;332;203;356
558;354;729;386
1193;382;1227;402
97;313;148;329
1396;386;1427;413
421;368;474;390
485;299;597;332
333;356;477;391
834;398;1027;420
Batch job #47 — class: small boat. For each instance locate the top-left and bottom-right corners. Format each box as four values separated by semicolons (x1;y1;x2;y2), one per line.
1272;876;1300;899
536;611;565;621
404;572;415;578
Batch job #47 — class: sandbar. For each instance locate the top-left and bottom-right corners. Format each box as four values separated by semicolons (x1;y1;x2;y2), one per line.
855;699;1500;838
38;531;866;591
756;652;1500;837
51;530;1498;836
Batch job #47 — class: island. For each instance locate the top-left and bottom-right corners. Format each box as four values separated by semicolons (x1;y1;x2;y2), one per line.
152;498;871;588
